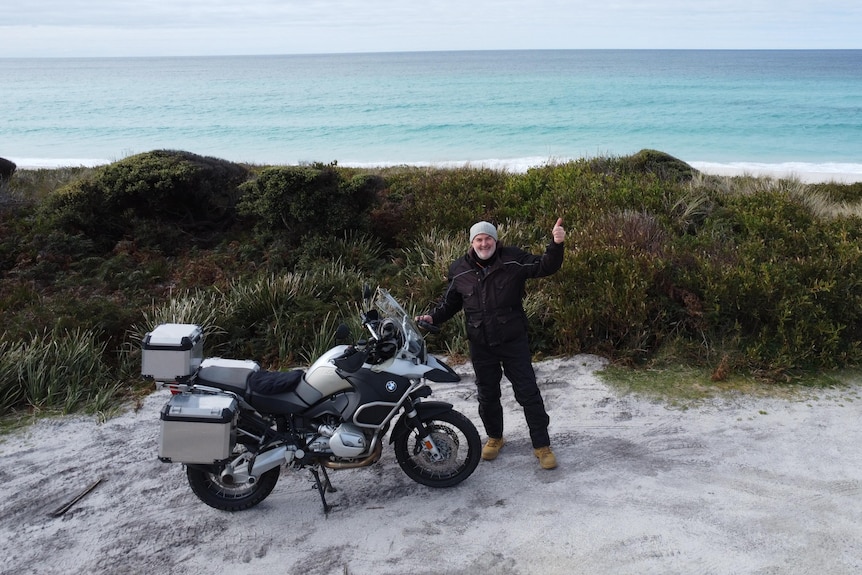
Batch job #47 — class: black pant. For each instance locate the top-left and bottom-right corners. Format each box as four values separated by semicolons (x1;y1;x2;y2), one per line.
469;333;551;448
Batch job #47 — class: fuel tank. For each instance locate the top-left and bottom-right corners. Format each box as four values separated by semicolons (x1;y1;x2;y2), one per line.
304;345;355;396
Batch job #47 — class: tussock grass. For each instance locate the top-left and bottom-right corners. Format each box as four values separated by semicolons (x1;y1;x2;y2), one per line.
0;327;120;417
298;312;344;366
2;166;94;204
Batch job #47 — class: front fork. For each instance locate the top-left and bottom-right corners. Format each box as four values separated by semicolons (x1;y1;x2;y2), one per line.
404;399;445;462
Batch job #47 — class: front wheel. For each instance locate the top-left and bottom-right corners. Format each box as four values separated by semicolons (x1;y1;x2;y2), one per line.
186;465;280;511
393;409;481;488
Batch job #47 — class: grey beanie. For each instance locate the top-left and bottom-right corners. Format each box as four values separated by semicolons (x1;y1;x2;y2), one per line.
469;221;498;243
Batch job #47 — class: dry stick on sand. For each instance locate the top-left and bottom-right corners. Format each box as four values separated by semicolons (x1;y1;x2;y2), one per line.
50;477;104;517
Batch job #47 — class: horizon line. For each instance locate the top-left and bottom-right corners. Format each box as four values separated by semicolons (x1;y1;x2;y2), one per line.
3;47;862;60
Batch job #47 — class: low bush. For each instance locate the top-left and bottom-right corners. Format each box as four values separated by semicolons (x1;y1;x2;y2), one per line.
237;163;382;244
37;150;250;254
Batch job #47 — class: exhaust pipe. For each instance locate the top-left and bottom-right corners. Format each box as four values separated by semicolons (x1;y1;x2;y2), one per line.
321;442;383;469
220;469;257;485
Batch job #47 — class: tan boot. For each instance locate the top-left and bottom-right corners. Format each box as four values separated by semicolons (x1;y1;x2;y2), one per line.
481;437;505;460
534;446;557;470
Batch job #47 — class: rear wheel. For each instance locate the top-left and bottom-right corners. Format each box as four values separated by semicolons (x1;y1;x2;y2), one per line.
393;409;481;488
186;465;280;511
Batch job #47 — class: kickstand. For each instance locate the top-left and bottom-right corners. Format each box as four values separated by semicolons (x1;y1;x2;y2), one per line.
320;465;337;494
309;466;337;513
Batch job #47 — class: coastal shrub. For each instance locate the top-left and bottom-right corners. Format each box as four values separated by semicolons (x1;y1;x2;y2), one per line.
376;166;511;244
546;209;675;362
50;293;138;348
686;251;862;370
502;158;685;232
0;157;16;188
0;203;31;274
669;179;862;370
237;164;382;244
609;149;696;183
38;150;249;253
8;151;862;419
9;230;100;286
808;181;862;204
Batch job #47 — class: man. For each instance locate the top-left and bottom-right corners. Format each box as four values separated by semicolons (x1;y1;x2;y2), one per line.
418;218;565;470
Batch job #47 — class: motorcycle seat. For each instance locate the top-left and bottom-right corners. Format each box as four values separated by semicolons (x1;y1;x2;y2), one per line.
196;358;260;394
246;370;318;415
247;370;304;395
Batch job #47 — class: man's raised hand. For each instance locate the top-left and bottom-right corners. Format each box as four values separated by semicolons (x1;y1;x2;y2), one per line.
552;217;565;244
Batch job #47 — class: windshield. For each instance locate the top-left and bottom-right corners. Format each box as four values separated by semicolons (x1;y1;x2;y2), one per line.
375;288;426;362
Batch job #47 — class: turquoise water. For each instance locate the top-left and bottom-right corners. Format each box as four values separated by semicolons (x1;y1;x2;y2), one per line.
1;50;861;176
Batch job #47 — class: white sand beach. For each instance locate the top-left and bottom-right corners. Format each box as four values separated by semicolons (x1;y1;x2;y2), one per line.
2;355;861;575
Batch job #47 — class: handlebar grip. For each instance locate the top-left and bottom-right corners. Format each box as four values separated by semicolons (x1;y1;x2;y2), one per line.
333;347;368;373
417;320;440;334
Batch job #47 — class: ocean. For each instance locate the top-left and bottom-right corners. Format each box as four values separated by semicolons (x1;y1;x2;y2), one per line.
1;50;861;179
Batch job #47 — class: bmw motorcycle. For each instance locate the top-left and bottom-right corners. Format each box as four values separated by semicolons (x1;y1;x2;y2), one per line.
144;287;481;513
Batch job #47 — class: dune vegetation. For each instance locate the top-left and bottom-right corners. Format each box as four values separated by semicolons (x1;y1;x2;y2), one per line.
1;149;861;420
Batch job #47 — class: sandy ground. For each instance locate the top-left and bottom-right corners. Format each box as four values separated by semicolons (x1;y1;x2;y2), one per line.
2;354;862;575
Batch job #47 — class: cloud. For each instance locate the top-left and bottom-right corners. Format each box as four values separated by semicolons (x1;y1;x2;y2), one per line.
1;0;860;56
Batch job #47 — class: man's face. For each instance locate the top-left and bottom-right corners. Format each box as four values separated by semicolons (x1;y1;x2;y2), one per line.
471;233;497;260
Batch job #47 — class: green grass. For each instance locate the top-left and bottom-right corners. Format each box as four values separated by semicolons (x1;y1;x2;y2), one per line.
598;363;862;409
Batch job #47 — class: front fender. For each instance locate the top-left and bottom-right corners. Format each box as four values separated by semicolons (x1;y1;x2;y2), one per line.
423;355;461;383
389;401;454;444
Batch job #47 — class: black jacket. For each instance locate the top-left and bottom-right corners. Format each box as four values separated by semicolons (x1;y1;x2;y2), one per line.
430;241;564;346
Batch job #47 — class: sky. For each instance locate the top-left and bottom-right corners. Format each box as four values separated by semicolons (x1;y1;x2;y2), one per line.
1;0;860;58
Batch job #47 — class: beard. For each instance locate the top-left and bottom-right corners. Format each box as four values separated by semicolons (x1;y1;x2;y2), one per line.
474;243;497;261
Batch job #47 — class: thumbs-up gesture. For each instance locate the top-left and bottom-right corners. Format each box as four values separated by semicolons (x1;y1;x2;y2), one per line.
552;217;566;244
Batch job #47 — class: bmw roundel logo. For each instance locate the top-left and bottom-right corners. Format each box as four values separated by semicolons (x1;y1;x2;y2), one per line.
385;380;398;392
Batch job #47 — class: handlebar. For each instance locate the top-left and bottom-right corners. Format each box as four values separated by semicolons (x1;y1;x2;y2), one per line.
417;319;440;334
333;346;368;373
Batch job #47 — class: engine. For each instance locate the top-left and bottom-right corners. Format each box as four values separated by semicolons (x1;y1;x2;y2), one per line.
308;423;369;457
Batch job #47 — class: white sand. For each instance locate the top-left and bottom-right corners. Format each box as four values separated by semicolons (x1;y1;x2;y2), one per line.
689;162;862;184
2;354;861;575
13;158;862;185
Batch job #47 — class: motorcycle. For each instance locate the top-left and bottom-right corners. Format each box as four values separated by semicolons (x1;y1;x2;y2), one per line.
143;287;481;513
